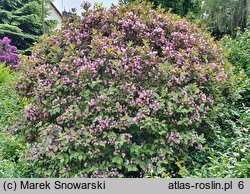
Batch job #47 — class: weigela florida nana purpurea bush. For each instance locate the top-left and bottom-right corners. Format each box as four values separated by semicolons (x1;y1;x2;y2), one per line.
0;37;19;69
18;2;239;177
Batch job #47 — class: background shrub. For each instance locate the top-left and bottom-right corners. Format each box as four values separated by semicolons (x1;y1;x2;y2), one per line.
221;28;250;106
0;64;28;177
221;28;250;75
18;2;243;177
187;108;250;178
0;64;23;128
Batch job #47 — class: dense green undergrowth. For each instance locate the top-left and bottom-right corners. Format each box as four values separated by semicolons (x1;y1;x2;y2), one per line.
221;28;250;106
0;64;28;177
187;107;250;177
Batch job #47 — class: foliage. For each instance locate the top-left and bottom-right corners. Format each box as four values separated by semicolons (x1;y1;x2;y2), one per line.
0;64;28;178
0;37;19;69
125;0;201;17
0;0;57;54
202;0;248;39
18;2;242;177
187;108;250;178
0;160;28;178
221;28;250;75
221;28;250;106
0;64;24;127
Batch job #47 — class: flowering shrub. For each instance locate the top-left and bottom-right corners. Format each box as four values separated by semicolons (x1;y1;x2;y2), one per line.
18;2;240;177
0;37;19;69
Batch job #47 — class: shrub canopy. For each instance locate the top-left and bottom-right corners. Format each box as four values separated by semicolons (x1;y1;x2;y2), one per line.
18;2;239;177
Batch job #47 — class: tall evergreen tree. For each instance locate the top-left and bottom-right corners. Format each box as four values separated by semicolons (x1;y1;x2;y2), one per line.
0;0;56;53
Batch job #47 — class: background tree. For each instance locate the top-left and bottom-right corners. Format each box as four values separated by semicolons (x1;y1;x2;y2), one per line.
124;0;202;17
201;0;248;39
0;0;56;54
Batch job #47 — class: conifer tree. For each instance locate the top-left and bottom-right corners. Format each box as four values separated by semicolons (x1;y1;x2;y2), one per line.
0;0;56;53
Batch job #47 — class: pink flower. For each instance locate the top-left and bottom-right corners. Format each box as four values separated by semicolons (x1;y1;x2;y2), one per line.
88;99;97;106
23;106;38;120
153;27;164;34
199;93;206;102
149;101;159;111
147;164;153;172
168;80;172;87
151;157;157;163
62;77;72;84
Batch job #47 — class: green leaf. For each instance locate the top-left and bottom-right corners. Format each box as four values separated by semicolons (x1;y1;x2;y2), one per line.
127;165;138;172
112;156;123;165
